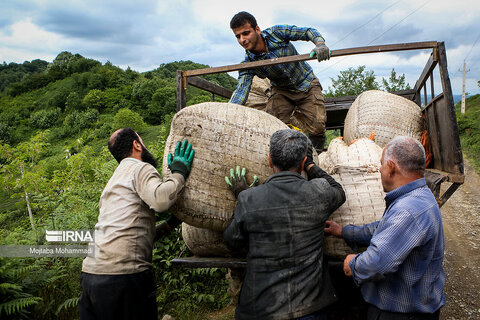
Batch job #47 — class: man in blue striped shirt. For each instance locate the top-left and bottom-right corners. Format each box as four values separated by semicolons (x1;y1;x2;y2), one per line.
229;11;330;153
325;136;445;320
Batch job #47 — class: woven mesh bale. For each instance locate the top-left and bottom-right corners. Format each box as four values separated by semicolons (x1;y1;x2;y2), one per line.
318;138;383;174
318;138;385;259
245;76;271;111
181;223;231;257
162;102;289;231
344;90;425;147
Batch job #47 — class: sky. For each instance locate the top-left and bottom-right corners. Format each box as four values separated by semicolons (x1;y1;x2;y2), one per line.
1;0;479;95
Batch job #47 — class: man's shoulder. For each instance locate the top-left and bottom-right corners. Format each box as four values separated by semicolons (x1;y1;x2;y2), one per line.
390;186;440;220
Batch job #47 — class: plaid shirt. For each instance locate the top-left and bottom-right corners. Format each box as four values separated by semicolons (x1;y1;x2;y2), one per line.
229;25;325;105
342;178;446;314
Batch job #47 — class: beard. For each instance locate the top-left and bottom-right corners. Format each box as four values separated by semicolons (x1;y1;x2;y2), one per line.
141;146;158;168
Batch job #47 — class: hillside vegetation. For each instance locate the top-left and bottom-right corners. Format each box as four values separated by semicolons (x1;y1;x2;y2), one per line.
455;94;480;171
0;52;236;319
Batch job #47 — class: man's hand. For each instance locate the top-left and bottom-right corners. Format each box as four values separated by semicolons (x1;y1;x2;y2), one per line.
324;220;343;237
309;42;331;62
344;254;356;277
225;165;259;199
154;214;181;242
168;139;195;179
305;139;315;171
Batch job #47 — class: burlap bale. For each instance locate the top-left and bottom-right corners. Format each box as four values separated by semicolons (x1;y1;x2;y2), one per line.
344;90;424;147
181;223;231;257
318;138;386;259
245;76;271;111
162;102;289;231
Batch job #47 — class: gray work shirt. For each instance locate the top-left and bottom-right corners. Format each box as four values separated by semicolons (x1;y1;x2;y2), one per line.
82;157;184;275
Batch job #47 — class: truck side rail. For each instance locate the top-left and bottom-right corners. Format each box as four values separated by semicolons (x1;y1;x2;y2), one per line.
175;41;464;206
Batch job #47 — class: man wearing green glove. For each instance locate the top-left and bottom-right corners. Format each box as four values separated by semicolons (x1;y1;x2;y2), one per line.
223;129;345;320
80;127;194;320
229;11;330;153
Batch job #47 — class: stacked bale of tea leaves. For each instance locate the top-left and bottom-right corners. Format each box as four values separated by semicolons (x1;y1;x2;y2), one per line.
319;138;385;259
163;102;296;256
344;90;425;147
181;223;231;257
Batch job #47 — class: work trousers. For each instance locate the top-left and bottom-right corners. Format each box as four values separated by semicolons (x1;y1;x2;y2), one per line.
79;270;157;320
367;304;440;320
266;78;326;139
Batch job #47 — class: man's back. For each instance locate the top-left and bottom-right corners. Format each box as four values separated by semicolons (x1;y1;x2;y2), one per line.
225;171;343;320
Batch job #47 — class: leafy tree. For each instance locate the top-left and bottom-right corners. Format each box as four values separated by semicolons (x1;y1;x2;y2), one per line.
146;86;176;124
83;89;105;110
382;68;411;92
65;92;83;112
112;108;147;131
0;131;49;231
326;65;379;97
63;109;99;134
30;108;61;129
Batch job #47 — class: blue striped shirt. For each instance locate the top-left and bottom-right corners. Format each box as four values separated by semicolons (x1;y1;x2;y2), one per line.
342;178;446;313
229;25;324;105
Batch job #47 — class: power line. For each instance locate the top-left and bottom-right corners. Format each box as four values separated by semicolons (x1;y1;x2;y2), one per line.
451;33;480;78
366;0;431;45
319;0;431;74
331;0;402;47
465;32;480;62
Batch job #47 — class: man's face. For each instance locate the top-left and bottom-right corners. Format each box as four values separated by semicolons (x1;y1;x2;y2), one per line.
232;22;261;52
136;135;158;168
141;145;158;168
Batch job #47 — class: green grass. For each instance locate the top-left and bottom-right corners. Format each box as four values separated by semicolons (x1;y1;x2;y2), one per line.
455;94;480;173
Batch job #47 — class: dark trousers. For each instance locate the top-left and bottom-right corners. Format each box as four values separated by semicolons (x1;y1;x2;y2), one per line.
79;270;158;320
367;304;440;320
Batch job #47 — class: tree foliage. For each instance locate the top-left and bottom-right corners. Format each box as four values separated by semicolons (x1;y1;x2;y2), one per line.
381;68;411;92
326;65;379;97
0;53;241;319
326;66;411;97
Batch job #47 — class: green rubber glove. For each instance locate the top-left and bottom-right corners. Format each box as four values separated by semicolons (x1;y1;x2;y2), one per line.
168;139;195;179
225;165;259;199
309;42;331;62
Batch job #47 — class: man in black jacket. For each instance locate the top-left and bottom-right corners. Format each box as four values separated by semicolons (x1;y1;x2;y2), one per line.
223;129;345;320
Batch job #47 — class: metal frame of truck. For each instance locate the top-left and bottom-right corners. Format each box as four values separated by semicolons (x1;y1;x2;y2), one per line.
172;42;464;314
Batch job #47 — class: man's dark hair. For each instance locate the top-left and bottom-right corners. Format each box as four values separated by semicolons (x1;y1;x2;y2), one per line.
108;127;140;163
269;129;308;171
230;11;257;29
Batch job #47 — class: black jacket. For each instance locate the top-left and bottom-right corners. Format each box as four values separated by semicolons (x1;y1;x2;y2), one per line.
223;167;346;320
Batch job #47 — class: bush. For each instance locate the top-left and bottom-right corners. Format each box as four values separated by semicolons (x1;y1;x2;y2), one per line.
112;108;146;131
62;109;99;134
30;109;61;129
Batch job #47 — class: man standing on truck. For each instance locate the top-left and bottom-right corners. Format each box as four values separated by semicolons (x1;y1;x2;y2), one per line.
79;128;195;320
223;129;345;320
325;136;445;320
229;11;330;153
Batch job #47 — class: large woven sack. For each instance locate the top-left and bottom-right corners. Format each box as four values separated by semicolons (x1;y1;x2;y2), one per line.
181;223;231;257
245;76;271;111
318;138;386;259
162;102;289;231
344;90;424;147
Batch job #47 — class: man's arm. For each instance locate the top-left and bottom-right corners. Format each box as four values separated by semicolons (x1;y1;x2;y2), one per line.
223;196;248;251
307;165;345;212
272;25;325;44
135;164;185;213
348;208;426;284
229;70;254;105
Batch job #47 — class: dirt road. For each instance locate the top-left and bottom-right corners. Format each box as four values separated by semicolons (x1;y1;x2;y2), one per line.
440;159;480;320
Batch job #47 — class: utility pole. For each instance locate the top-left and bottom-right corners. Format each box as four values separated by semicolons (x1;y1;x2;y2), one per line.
461;60;470;114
